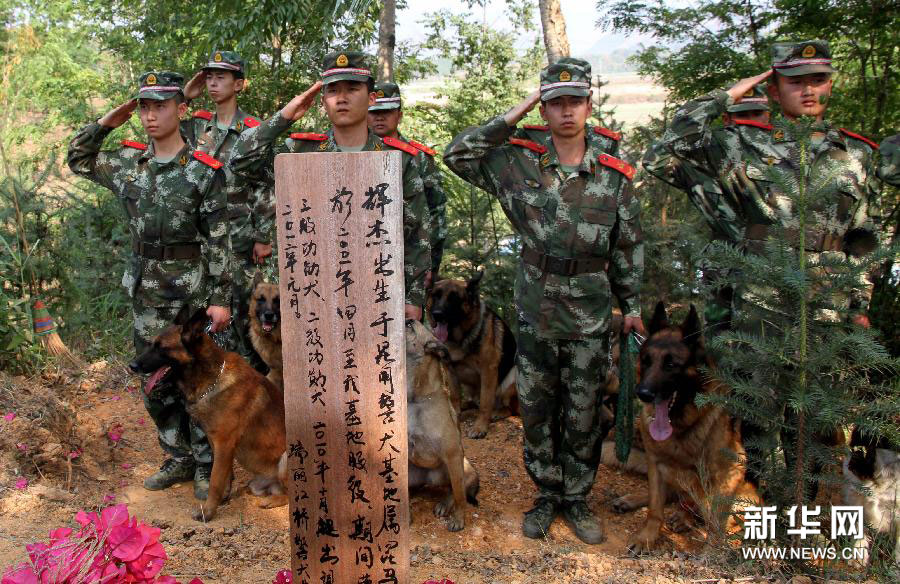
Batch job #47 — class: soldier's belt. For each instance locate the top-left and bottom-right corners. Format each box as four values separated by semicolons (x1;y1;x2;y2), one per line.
744;224;842;253
521;244;608;276
132;241;202;261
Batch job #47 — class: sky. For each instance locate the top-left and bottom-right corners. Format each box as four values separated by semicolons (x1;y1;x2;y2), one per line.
395;0;655;56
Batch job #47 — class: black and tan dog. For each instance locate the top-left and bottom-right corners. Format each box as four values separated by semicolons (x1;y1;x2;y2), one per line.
426;271;517;438
130;306;288;522
406;319;480;531
614;302;760;553
248;274;283;390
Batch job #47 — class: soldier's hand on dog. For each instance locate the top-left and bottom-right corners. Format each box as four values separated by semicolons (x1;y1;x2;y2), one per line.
252;242;272;264
280;81;324;122
623;315;647;337
206;305;230;332
504;89;543;127
183;71;208;101
99;99;138;128
727;70;773;103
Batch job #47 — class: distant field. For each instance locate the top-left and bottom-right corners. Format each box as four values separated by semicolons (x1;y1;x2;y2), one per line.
404;71;667;130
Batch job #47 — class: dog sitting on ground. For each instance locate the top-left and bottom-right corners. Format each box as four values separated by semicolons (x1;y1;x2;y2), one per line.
130;306;288;522
842;426;900;568
406;319;480;531
426;271;517;439
616;302;760;553
248;274;283;390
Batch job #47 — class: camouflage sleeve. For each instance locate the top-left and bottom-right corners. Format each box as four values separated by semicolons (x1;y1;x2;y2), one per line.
443;115;515;195
66;122;118;192
609;181;643;317
231;110;293;177
421;154;447;273
846;148;887;317
200;171;233;307
878;134;900;187
402;154;431;307
249;154;276;245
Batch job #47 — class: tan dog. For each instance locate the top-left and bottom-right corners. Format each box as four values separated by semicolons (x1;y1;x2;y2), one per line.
130;307;288;522
426;271;517;438
405;319;480;531
248;274;283;390
617;303;760;553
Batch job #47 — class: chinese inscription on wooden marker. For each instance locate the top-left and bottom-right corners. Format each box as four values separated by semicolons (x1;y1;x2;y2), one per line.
275;152;408;584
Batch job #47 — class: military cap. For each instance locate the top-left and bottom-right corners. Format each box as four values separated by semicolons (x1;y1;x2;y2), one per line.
203;50;245;78
771;40;836;76
369;82;402;111
321;51;373;85
728;83;769;113
540;57;591;101
136;71;184;100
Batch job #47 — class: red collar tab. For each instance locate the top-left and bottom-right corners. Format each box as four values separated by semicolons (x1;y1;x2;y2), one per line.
597;153;635;180
593;126;622;141
243;116;260;129
193;150;223;169
382;136;419;156
839;128;879;149
192;110;213;121
508;137;548;154
523;124;549;131
121;140;148;151
289;133;328;141
407;139;436;157
733;119;773;131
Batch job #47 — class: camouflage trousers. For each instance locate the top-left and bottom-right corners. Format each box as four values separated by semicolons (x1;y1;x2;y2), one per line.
517;317;611;502
133;299;211;465
224;248;267;372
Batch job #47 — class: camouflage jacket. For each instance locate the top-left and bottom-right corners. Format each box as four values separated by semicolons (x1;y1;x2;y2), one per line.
182;107;275;253
67;122;232;308
879;134;900;187
232;113;431;306
444;117;643;340
400;134;447;273
645;89;884;315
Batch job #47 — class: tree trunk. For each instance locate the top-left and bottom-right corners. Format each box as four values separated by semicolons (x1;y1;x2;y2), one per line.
539;0;570;64
377;0;396;82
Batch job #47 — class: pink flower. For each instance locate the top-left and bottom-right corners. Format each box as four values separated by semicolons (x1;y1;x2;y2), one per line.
273;569;293;584
108;423;124;444
1;563;38;584
15;443;27;452
188;579;205;584
137;418;146;426
104;494;116;504
111;395;121;401
121;463;133;469
13;478;27;490
3;412;15;422
68;449;81;459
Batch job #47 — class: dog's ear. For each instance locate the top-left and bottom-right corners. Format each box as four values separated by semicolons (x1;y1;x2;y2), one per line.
681;305;703;346
466;270;484;297
648;301;668;334
174;304;193;326
181;307;209;344
251;271;264;292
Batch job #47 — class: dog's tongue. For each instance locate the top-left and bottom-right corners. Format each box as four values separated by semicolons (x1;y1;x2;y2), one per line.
262;322;274;332
433;322;449;343
649;399;673;441
144;366;171;395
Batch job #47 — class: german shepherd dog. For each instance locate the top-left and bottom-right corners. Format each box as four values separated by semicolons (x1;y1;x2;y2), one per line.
426;271;517;439
130;307;288;522
248;274;283;390
406;319;480;531
616;302;760;553
842;426;900;567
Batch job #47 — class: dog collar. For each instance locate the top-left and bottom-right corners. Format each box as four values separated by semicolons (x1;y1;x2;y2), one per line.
194;359;226;403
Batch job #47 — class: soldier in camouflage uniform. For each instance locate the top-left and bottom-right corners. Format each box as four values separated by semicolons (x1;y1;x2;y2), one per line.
232;51;431;318
368;81;447;277
644;83;771;333
181;50;275;369
879;134;900;187
444;58;645;543
67;72;232;499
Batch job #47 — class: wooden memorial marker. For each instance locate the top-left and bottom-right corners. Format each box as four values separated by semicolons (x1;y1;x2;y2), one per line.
275;152;409;584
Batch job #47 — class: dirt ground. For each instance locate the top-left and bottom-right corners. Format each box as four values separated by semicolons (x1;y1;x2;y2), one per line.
0;361;871;584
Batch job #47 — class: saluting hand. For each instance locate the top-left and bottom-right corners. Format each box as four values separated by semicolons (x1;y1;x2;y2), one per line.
183;71;208;101
99;99;138;129
727;70;773;103
504;89;543;127
281;81;324;122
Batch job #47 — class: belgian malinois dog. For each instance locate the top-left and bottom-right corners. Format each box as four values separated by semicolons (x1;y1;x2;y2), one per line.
426;271;517;438
248;274;283;390
130;306;288;522
616;302;760;553
406;319;480;531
